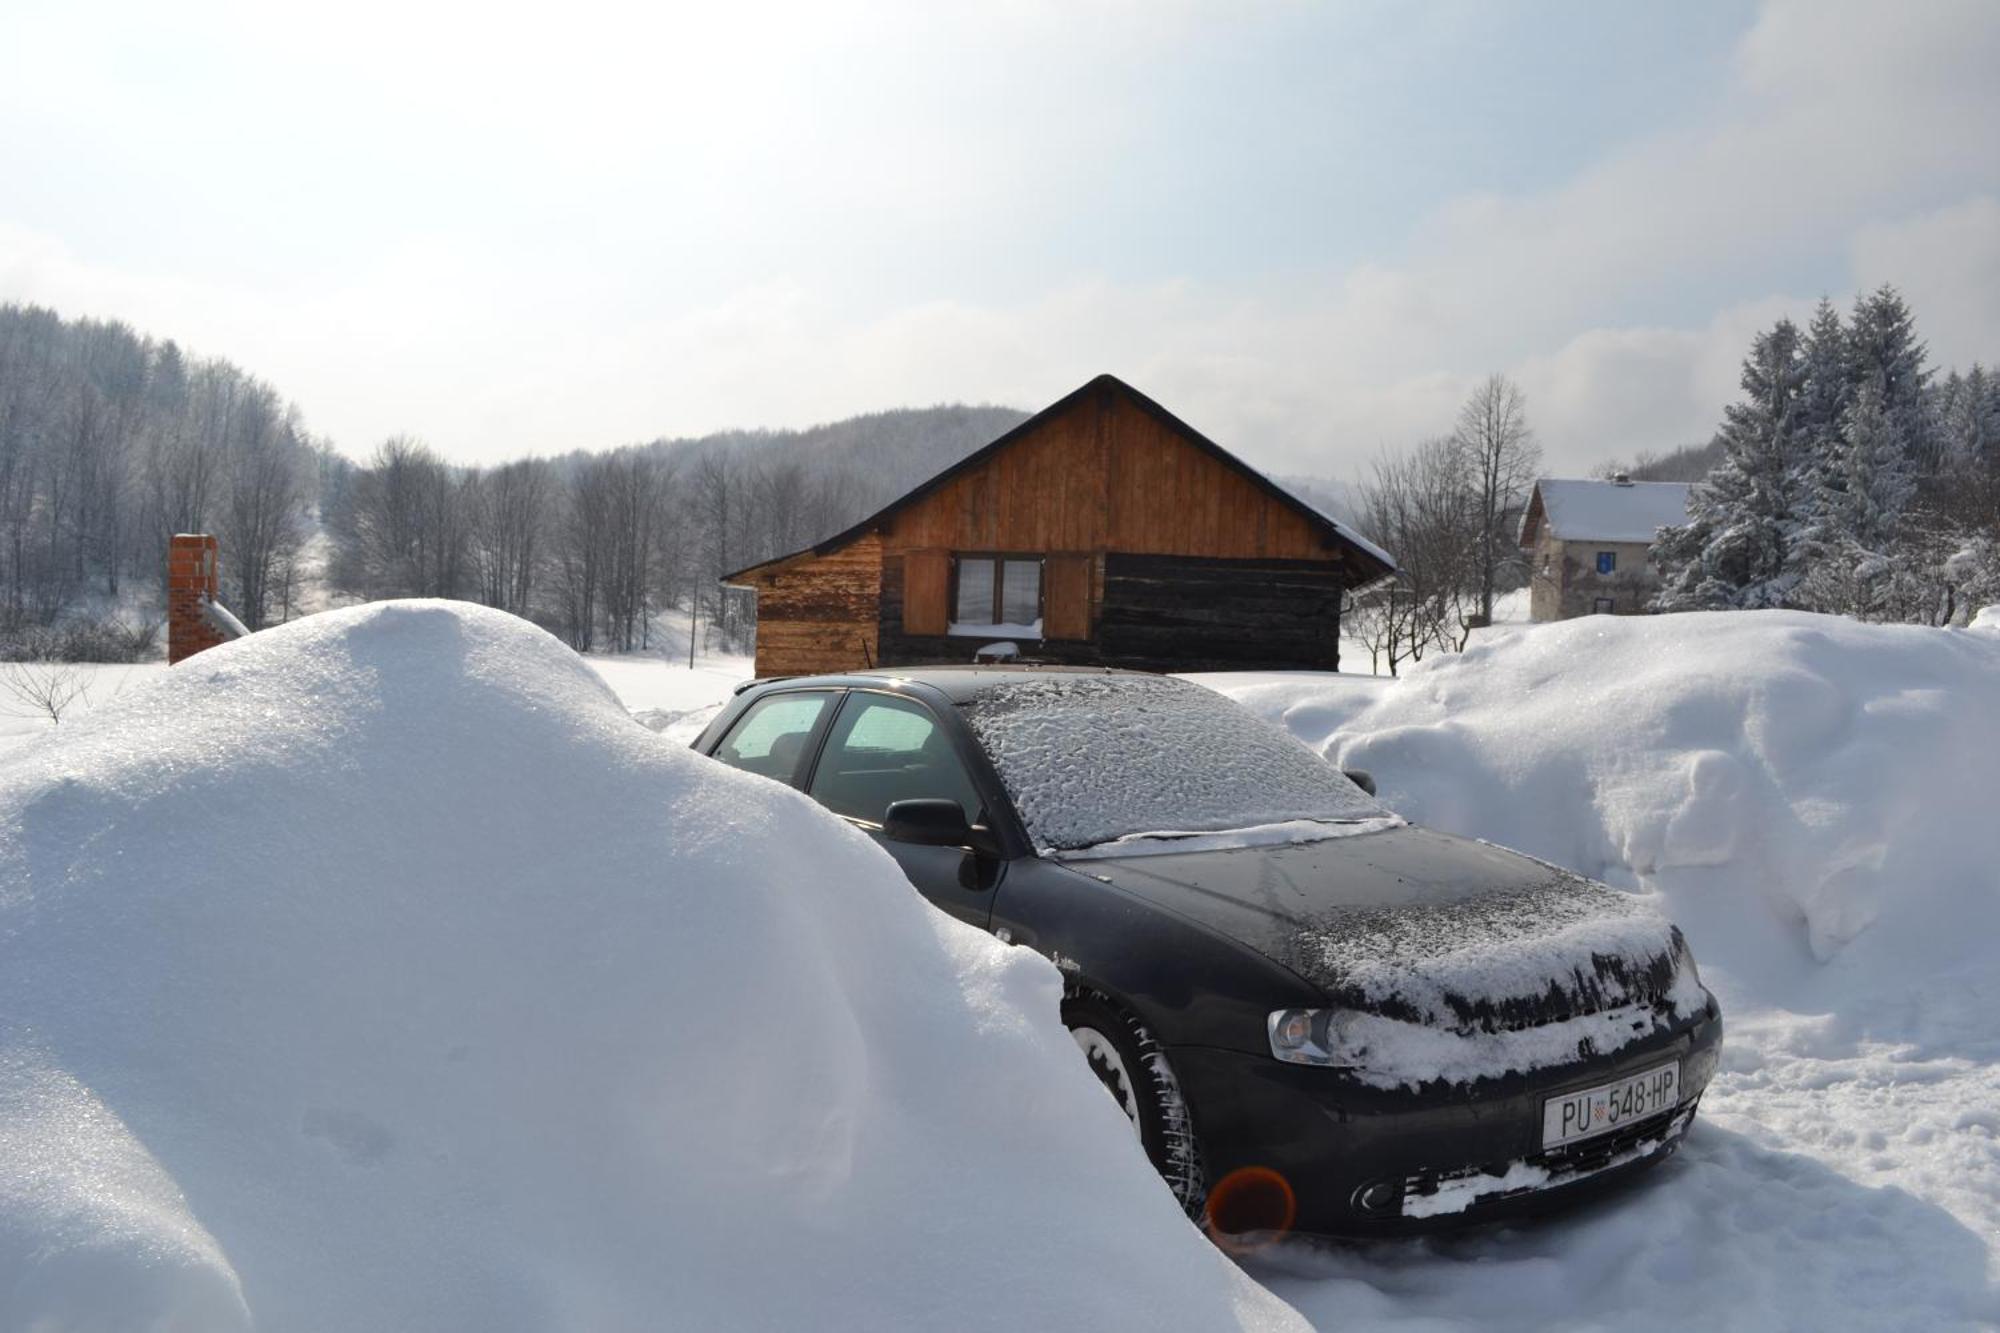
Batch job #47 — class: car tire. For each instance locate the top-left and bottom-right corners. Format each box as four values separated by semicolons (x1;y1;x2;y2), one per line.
1062;988;1207;1218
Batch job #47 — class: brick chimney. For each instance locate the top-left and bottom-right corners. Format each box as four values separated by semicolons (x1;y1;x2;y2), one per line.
168;534;226;664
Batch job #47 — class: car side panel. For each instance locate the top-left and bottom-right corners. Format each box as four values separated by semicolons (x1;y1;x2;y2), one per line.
988;857;1323;1053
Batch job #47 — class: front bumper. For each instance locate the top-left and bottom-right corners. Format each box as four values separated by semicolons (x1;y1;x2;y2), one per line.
1172;997;1724;1237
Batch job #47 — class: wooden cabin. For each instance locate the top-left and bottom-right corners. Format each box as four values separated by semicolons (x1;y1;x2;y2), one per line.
723;374;1396;677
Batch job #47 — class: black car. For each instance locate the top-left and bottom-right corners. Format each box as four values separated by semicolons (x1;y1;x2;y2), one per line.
693;666;1722;1238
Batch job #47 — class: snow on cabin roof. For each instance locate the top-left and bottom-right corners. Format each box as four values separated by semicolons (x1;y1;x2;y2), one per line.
1523;478;1692;546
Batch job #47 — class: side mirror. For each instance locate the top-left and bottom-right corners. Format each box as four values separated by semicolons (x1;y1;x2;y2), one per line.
1343;769;1377;797
883;799;1001;858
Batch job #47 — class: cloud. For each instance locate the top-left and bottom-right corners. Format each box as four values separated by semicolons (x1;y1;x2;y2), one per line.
1849;198;2000;371
0;0;1995;483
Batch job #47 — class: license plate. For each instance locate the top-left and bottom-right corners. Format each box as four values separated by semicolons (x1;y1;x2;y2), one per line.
1542;1061;1680;1150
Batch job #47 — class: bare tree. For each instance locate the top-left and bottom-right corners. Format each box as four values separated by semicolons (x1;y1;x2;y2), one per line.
1449;374;1541;624
221;387;309;628
0;660;88;724
329;437;467;599
550;456;615;651
468;457;553;615
1349;438;1482;674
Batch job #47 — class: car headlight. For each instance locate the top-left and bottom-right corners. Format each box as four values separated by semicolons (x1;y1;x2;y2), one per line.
1267;1008;1366;1067
1674;933;1704;987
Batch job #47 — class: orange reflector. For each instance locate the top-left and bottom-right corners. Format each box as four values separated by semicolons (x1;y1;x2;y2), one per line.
1203;1165;1297;1251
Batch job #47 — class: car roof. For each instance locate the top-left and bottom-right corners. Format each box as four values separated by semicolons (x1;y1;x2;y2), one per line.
740;663;1158;704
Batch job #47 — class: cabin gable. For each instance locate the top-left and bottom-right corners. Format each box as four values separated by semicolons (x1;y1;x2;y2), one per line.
726;376;1391;678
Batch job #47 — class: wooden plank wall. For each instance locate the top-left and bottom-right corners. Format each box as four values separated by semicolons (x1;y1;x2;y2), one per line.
741;533;882;676
876;383;1347;564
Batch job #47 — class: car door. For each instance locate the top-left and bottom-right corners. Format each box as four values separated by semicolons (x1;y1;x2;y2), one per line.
706;688;841;787
803;689;1003;928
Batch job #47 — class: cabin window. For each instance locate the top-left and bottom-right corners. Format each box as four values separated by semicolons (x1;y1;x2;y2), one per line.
951;554;1043;637
1596;550;1617;575
1593;596;1616;615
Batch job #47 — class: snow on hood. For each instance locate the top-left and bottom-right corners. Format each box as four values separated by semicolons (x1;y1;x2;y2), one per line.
1284;858;1708;1090
0;601;1303;1332
1077;824;1702;1087
1289;859;1692;1032
962;674;1385;853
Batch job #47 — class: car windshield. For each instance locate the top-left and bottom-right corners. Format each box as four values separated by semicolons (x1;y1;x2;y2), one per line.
960;674;1388;854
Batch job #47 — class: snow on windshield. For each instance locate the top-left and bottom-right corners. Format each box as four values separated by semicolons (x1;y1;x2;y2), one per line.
962;674;1385;853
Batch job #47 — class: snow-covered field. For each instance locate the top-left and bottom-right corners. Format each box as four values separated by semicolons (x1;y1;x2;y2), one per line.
4;602;1997;1330
584;650;752;742
1199;608;2000;1330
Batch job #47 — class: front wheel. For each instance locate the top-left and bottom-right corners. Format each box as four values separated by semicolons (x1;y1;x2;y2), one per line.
1062;989;1207;1218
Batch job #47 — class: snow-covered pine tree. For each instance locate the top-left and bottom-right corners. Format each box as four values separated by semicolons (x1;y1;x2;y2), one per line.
1653;319;1810;609
1798;298;1851;450
1937;365;1997;464
1798;380;1923;618
1845;284;1934;471
1833;379;1917;553
1786;298;1852;583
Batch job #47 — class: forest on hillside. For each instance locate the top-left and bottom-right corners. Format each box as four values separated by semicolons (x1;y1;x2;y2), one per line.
6;290;1994;670
0;303;1023;657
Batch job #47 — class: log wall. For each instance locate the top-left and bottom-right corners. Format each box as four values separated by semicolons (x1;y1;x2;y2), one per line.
740;533;881;676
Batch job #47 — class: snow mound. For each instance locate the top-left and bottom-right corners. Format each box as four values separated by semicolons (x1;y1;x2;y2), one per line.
0;601;1302;1332
1210;610;2000;973
1202;610;2000;1328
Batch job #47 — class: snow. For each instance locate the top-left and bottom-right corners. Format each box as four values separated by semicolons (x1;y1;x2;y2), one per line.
1295;863;1688;1019
961;673;1385;853
1399;1106;1692;1220
1327;978;1705;1094
1529;478;1693;543
949;618;1043;639
0;662;162;760
0;601;1302;1332
1057;816;1403;861
1198;607;2000;1329
583;650;751;742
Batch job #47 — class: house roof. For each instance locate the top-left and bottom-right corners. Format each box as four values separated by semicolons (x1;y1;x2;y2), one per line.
723;373;1397;584
1519;478;1693;547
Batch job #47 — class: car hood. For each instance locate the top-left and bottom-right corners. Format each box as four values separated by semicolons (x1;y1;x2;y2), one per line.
1068;824;1691;1034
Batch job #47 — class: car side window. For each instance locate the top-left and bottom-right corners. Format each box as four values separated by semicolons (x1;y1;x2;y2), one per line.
712;691;836;786
808;693;985;827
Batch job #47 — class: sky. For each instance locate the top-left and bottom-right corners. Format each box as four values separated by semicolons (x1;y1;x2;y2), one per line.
2;0;1996;479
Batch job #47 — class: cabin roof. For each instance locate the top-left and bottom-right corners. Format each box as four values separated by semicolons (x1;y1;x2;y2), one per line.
722;373;1396;584
1519;477;1693;547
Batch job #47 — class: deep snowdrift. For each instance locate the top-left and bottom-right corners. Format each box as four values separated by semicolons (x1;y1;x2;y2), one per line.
0;601;1303;1332
1205;608;2000;1330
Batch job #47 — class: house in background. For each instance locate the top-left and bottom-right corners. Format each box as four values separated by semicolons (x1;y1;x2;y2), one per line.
723;374;1396;677
1518;475;1693;621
